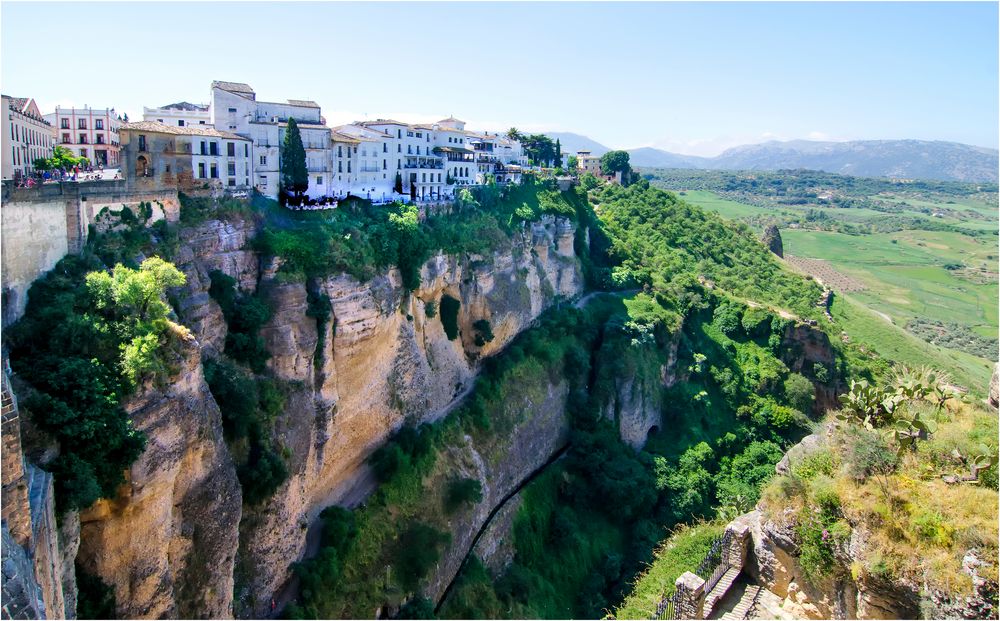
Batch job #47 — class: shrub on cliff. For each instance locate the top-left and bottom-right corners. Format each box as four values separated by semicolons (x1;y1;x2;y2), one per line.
203;358;288;504
369;424;436;483
8;255;187;512
445;477;483;513
239;441;288;505
208;270;272;372
394;522;451;591
784;372;816;414
473;319;495;347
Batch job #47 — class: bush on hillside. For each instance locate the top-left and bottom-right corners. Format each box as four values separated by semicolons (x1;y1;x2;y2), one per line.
394;523;451;591
7;253;190;512
445;477;484;513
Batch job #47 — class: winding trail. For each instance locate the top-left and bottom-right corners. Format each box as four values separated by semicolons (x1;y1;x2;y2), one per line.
434;444;571;614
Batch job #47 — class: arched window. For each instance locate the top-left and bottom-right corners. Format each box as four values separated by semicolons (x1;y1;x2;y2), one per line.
136;155;149;177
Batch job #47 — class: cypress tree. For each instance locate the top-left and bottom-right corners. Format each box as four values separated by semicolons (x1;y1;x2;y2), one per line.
281;117;309;201
555;138;562;167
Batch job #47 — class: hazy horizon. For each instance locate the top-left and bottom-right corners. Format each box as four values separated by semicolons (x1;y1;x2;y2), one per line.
2;1;997;157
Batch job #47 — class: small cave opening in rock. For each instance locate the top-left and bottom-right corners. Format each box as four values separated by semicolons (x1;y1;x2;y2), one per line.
647;425;660;439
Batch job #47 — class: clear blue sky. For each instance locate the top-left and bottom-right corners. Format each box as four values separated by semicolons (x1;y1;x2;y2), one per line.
2;1;997;155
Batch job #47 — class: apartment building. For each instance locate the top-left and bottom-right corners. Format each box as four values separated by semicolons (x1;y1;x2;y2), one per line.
210;81;331;198
119;120;252;193
43;105;121;167
143;102;211;128
2;95;54;180
132;80;531;202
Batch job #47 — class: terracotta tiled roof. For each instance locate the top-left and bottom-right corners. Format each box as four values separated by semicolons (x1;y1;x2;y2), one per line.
438;116;464;124
211;81;255;95
120;120;249;141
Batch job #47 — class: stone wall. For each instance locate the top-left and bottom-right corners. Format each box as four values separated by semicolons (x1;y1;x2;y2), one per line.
1;369;31;548
1;363;74;619
0;180;179;326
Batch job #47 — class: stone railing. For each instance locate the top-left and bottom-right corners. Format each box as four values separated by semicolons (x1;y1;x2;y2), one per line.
653;520;752;620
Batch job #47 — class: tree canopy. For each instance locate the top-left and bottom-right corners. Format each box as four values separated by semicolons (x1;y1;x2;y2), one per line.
281;117;309;199
600;150;631;176
33;145;89;171
521;134;558;167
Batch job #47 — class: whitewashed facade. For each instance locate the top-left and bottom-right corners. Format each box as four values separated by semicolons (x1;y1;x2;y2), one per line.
200;80;528;202
2;95;54;180
143;102;211;128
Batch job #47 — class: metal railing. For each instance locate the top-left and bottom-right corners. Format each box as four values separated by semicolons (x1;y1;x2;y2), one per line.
648;529;735;620
651;592;679;620
697;529;733;594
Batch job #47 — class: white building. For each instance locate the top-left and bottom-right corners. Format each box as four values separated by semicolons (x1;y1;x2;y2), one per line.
2;95;54;180
210;81;331;199
203;80;529;203
43;105;122;167
332;123;396;201
143;101;211;128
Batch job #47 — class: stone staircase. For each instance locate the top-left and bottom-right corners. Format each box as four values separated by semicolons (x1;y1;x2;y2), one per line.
704;567;741;617
719;584;763;620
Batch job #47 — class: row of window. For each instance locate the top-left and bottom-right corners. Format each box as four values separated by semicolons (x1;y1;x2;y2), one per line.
61;133;108;145
198;140;248;157
10;123;52;147
198;162;242;178
11;123;52;147
59;118;107;130
154;118;207;127
10;145;47;168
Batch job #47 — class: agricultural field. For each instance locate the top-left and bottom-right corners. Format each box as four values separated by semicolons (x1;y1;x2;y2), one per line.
656;169;998;393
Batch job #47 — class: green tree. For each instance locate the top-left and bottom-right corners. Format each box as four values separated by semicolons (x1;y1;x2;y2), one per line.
783;373;815;413
394;172;404;194
33;145;88;171
600;150;631;176
85;257;187;385
555;138;562;167
506;127;522;142
567;155;579;170
281;117;309;201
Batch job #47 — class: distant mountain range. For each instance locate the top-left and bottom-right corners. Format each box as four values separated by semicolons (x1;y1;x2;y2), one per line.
545;133;999;183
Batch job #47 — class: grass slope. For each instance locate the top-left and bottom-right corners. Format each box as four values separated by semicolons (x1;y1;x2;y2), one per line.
830;295;993;394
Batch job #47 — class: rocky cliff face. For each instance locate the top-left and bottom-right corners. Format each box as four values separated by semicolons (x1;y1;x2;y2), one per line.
235;215;582;616
781;321;840;413
425;377;572;606
748;432;996;620
67;214;582;619
762;225;784;258
602;334;681;450
75;335;242;619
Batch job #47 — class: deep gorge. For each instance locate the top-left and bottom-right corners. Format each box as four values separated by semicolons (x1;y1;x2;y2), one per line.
4;181;853;619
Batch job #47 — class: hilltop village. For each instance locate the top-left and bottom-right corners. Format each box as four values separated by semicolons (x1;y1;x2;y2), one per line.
4;81;626;205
